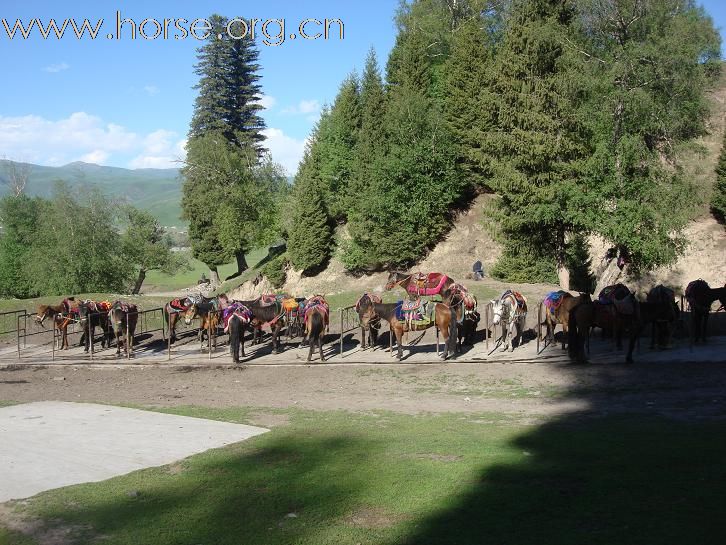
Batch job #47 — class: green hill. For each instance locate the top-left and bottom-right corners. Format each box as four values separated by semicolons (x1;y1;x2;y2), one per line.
0;160;183;227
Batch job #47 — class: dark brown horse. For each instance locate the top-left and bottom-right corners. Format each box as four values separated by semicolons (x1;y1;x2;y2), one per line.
385;271;456;301
245;296;287;354
225;302;254;364
355;293;382;350
645;285;680;349
108;301;138;357
164;296;195;344
357;298;458;360
685;280;726;344
304;297;330;362
78;300;112;352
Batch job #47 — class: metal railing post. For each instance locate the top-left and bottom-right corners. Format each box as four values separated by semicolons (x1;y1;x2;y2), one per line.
167;309;172;361
537;302;542;354
89;315;94;361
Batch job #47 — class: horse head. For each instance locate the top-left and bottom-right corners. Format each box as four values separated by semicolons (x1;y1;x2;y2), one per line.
78;301;93;327
183;303;199;325
355;293;378;328
490;299;504;325
385;271;408;291
34;305;53;326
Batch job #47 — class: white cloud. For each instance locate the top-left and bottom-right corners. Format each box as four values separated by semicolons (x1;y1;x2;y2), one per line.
129;130;186;169
262;127;306;176
143;85;160;96
44;62;69;73
80;150;109;164
281;99;320;116
257;94;276;110
0;112;183;168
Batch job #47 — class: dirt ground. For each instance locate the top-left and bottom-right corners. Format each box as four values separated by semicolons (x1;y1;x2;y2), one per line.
2;334;725;423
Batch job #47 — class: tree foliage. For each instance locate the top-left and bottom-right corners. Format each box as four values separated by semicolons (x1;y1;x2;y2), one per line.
714;130;726;223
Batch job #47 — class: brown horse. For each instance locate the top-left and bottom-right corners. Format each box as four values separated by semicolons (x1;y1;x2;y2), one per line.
357;297;459;360
34;299;79;350
385;271;456;301
303;297;330;362
183;299;220;349
355;293;382;350
541;291;590;349
108;301;138;357
686;280;726;344
645;285;680;349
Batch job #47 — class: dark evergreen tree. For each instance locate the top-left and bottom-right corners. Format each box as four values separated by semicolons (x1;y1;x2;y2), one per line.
184;14;271;279
713;130;726;223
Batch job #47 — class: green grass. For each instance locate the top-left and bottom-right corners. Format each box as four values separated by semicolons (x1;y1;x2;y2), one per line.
2;407;725;545
144;254;239;292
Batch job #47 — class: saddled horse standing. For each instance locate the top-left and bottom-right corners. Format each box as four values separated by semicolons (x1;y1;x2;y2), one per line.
541;291;590;349
303;296;330;362
108;301;138;357
490;290;528;352
34;298;79;350
686;279;726;344
78;300;112;352
164;296;196;344
356;295;459;361
355;293;382;350
246;295;287;354
224;302;254;364
183;298;220;349
644;285;680;349
448;283;479;349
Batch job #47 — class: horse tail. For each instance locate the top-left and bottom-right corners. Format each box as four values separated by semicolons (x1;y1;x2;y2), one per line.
448;306;457;356
229;315;240;359
308;310;324;342
567;305;579;359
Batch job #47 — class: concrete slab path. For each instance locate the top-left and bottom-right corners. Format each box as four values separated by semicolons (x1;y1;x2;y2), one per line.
0;401;268;502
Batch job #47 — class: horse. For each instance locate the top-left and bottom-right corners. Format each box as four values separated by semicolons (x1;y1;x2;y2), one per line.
183;299;220;349
245;295;287;354
685;279;726;344
541;291;590;349
77;300;112;352
34;299;79;350
385;271;456;301
447;284;479;349
164;296;196;344
355;293;382;350
108;301;138;357
303;296;330;362
356;297;458;361
645;285;680;349
490;290;528;352
224;302;253;364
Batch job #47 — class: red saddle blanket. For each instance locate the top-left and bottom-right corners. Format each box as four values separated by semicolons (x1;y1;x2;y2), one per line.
169;298;190;312
304;302;329;325
406;273;449;296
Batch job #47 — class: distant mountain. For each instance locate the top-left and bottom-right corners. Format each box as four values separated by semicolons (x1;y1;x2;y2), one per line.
0;160;183;227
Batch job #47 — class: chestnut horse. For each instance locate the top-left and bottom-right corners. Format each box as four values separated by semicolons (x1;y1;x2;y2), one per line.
303;296;330;362
34;299;79;350
541;291;590;350
356;297;459;360
183;299;220;349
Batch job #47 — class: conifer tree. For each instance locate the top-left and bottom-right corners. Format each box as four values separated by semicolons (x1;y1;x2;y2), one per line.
183;14;272;280
713;130;726;223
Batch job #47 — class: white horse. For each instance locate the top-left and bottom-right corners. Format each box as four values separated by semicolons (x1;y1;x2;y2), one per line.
490;290;528;352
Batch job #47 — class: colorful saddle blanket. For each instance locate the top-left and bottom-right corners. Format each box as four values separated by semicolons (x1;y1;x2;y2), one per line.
222;303;253;333
396;299;434;327
304;303;329;324
85;300;112;313
407;273;449;296
544;291;568;315
111;301;137;314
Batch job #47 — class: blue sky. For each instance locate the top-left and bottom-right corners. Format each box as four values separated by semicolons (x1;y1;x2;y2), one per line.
0;0;724;175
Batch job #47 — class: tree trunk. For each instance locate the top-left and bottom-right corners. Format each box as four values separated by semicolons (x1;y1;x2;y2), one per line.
235;251;248;275
132;268;146;295
210;267;220;286
557;265;570;291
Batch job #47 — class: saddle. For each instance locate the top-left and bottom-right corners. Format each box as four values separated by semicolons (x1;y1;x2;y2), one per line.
259;294;280;307
169;298;190;312
396;299;434;327
407;272;449;296
111;301;137;314
598;284;635;315
647;285;675;304
62;298;79;316
544;290;568;315
502;290;527;314
222;303;253;333
282;298;299;312
304;302;330;324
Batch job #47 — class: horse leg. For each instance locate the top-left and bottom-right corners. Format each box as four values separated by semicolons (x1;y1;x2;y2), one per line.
561;320;568;350
271;322;283;354
318;332;325;362
394;326;404;360
361;325;367;350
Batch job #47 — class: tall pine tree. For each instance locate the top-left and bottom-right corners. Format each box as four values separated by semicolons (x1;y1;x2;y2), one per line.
713;130;726;223
184;14;271;281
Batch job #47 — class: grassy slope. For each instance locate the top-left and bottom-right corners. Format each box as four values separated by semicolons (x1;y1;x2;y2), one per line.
1;407;724;545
